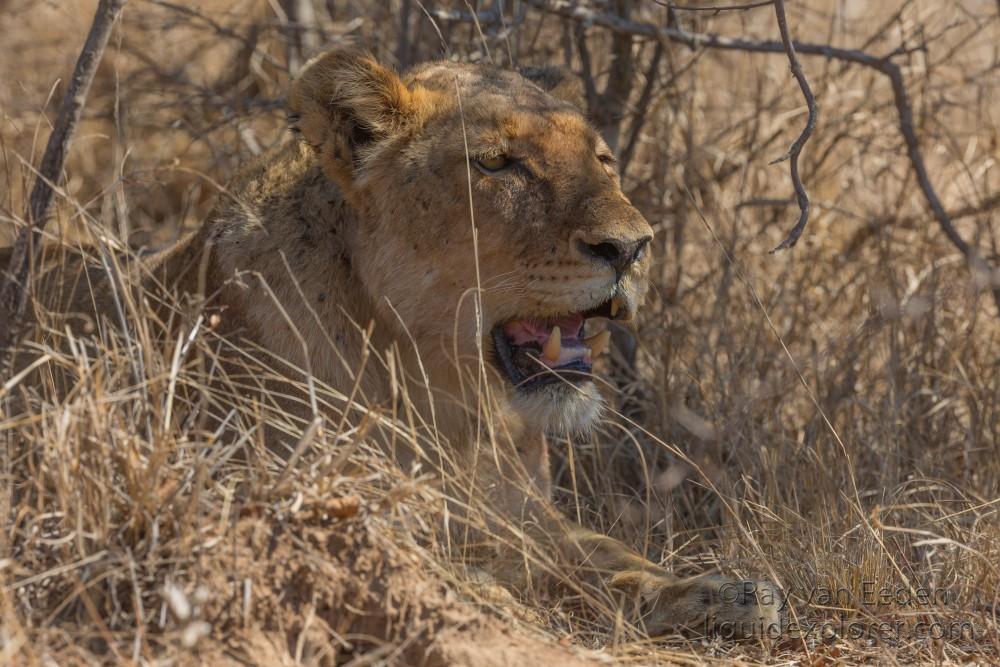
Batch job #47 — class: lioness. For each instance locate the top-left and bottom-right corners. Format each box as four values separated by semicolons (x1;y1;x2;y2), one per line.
5;49;780;638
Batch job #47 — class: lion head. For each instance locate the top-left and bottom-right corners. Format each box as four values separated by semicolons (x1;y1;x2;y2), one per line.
288;50;653;433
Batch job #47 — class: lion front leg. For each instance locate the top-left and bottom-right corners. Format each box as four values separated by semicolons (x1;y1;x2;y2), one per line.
562;526;784;638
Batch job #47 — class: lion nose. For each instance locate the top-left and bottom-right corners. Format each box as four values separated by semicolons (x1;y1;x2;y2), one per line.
576;235;652;275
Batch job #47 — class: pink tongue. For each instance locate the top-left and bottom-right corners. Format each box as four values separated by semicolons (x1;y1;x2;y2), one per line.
503;314;584;346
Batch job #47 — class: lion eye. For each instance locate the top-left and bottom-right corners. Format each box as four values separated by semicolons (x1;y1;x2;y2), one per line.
475;155;510;173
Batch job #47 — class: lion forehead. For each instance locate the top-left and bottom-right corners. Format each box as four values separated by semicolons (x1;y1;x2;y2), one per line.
406;61;580;114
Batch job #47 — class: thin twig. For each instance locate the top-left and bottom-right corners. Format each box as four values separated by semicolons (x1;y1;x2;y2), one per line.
0;0;128;363
427;7;502;24
620;39;664;176
768;0;817;252
573;14;637;152
653;0;773;12
520;0;1000;314
574;21;600;112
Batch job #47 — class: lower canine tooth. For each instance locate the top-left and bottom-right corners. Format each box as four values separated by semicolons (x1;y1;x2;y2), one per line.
543;326;562;362
585;330;611;357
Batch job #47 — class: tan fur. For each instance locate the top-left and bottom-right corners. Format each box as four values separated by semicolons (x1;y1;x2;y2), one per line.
3;50;781;638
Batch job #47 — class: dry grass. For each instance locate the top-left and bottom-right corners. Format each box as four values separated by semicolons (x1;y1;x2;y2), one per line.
1;0;999;664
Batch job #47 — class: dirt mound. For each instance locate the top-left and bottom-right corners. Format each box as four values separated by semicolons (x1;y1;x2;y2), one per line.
172;501;605;666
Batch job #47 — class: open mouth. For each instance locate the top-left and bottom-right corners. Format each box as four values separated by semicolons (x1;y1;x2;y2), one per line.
490;297;623;391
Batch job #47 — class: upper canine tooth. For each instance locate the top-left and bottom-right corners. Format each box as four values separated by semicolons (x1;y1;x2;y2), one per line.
543;326;562;362
585;330;611;357
609;299;620;318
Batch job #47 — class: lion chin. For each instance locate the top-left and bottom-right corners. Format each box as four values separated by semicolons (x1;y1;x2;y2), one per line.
509;381;605;435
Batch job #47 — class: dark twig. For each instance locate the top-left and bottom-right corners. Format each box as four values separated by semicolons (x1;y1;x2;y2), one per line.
620;39;664;176
653;0;773;12
520;0;1000;315
574;21;600;112
768;0;817;252
573;1;637;152
427;7;502;24
398;0;414;67
0;0;127;361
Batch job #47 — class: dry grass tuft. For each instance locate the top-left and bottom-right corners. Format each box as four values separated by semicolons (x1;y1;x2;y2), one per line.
1;0;998;664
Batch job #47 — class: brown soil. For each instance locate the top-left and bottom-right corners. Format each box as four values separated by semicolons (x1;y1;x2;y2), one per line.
179;506;605;666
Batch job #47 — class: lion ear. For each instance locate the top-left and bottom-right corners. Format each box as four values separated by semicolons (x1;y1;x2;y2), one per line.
519;65;587;113
288;49;422;190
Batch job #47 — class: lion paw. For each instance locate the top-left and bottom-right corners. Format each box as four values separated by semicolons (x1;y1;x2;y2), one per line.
632;574;784;639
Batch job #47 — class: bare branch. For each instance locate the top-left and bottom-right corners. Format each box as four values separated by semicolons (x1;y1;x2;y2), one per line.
768;0;817;252
398;0;414;67
574;21;600;111
599;1;639;152
653;0;773;13
427;7;502;24
0;0;127;360
620;38;664;176
572;1;638;153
